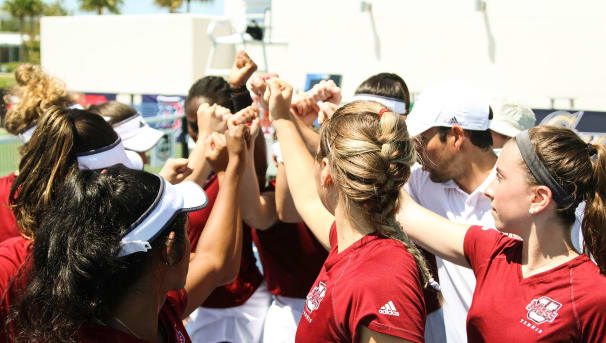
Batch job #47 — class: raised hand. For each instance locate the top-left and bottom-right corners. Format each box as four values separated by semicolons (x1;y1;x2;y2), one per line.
225;122;250;173
229;50;258;88
249;73;280;110
231;105;260;143
197;103;231;137
317;101;340;124
205;132;229;172
264;78;293;122
308;80;342;105
159;158;193;184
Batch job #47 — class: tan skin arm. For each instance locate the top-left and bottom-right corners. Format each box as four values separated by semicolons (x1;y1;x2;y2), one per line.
266;78;333;250
396;190;469;267
233;105;278;230
182;121;250;318
275;161;303;223
359;326;415;343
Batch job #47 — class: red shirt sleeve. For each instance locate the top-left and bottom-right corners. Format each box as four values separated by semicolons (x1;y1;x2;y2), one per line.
166;288;188;319
463;225;518;276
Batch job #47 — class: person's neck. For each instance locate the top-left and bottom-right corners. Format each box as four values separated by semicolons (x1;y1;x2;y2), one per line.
453;147;497;194
110;274;167;343
334;204;375;253
520;215;578;278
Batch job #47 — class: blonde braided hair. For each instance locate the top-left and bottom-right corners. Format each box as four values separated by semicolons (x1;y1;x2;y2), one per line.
319;100;433;287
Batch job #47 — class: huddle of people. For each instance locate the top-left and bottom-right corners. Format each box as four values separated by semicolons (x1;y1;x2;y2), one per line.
0;51;604;343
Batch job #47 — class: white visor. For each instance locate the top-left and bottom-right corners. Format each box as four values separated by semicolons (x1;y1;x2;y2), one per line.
18;124;37;143
351;94;408;114
113;113;164;152
77;138;143;171
118;175;208;257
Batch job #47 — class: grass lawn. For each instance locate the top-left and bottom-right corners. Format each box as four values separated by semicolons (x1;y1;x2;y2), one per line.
0;75;16;89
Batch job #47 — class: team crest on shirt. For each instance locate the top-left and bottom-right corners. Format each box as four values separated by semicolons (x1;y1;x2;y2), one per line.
525;296;562;324
306;281;327;313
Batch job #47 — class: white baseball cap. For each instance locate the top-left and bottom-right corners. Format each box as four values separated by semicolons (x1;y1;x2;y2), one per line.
406;80;490;137
489;98;536;138
113;113;164;152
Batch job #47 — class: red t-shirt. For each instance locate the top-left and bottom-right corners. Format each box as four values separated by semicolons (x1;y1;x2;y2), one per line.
252;180;327;298
187;174;263;308
0;173;20;243
295;222;426;343
252;221;327;298
0;236;31;343
464;225;606;342
79;289;190;343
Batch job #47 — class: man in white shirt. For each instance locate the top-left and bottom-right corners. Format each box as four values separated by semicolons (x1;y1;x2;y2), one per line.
399;80;497;343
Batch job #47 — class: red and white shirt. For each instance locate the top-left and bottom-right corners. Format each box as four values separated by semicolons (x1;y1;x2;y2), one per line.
465;225;606;342
295;222;425;342
79;289;190;343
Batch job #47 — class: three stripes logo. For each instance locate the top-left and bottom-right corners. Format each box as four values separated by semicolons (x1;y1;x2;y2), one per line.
379;301;400;316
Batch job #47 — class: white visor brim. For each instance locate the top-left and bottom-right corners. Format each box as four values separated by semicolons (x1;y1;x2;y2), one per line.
118;176;208;257
351;94;408;115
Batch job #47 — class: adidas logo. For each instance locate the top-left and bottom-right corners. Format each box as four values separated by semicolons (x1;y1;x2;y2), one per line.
379;301;400;316
448;116;459;125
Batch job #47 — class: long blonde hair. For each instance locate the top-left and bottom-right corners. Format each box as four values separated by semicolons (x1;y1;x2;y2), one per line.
317;100;432;287
3;64;77;135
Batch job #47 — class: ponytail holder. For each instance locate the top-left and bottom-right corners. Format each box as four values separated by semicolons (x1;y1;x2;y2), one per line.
378;108;389;117
587;142;597;157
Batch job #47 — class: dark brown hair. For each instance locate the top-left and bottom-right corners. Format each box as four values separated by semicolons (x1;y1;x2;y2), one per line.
88;101;138;125
355;73;410;112
522;126;606;273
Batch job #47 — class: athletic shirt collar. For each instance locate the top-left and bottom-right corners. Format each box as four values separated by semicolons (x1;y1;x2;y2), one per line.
324;221;381;270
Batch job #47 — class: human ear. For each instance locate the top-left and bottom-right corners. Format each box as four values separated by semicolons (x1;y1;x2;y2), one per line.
451;125;465;150
320;157;333;187
162;231;179;266
529;185;552;214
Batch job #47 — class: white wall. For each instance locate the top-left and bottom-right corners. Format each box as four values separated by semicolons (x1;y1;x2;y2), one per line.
41;14;234;95
264;0;606;110
41;1;606;110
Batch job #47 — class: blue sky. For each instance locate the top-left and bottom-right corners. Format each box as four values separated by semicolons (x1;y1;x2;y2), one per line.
1;0;224;15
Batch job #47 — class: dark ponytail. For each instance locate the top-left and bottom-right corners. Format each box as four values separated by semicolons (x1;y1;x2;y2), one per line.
525;126;606;274
9;167;187;343
581;143;606;273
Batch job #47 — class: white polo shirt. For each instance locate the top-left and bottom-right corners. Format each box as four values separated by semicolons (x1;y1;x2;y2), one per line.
404;163;496;343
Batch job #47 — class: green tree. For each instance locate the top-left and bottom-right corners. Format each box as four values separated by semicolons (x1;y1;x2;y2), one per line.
2;0;42;61
78;0;123;15
44;0;71;16
154;0;184;13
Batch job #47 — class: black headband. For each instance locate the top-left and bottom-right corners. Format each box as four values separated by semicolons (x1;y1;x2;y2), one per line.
515;130;575;207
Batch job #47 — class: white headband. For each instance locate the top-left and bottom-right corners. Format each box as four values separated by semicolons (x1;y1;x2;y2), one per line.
18;124;37;143
118;175;208;257
351;94;408;114
77;138;141;170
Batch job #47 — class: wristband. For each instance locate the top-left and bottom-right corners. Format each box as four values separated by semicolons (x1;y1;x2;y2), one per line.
230;85;248;93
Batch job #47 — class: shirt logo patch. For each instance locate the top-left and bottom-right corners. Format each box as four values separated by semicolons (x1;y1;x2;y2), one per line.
305;281;327;313
525;296;562;324
379;301;400;316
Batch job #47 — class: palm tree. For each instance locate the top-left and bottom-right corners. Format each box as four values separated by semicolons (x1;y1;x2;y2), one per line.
3;0;32;61
154;0;184;13
78;0;123;15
